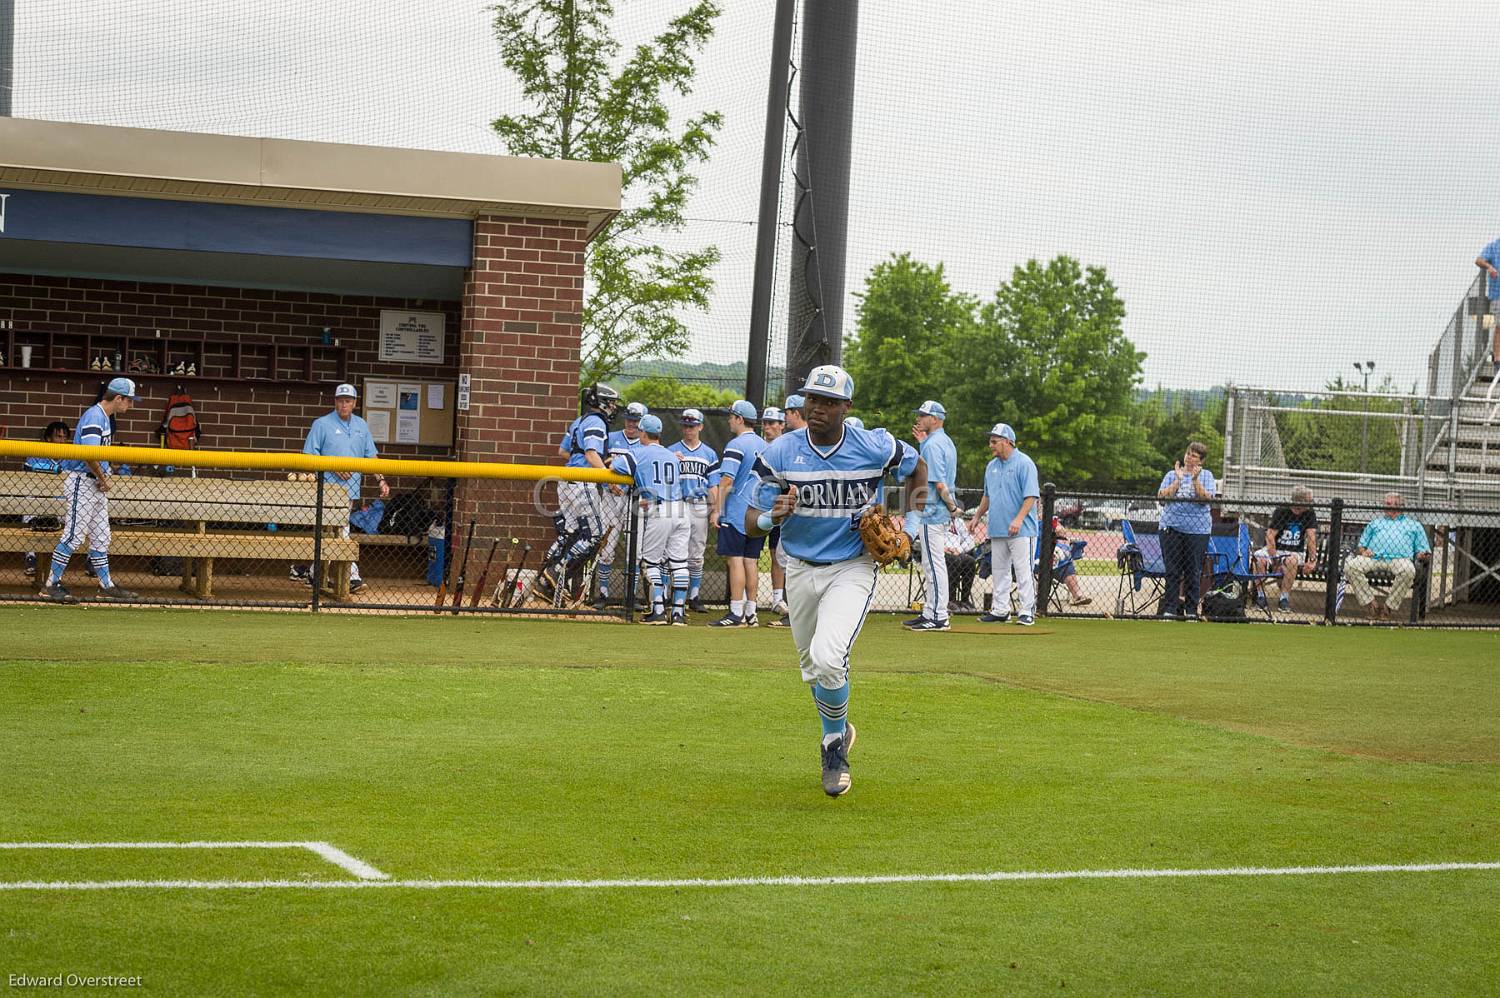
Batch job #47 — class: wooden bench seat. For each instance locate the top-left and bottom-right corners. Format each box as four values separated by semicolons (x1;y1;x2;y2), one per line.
0;470;356;599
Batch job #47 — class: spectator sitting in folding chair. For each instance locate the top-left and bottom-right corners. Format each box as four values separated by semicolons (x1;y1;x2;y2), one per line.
1046;517;1092;608
943;512;984;613
1252;485;1318;613
1345;492;1430;622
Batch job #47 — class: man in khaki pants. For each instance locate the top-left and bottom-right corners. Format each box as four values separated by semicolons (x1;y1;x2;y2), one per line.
1345;492;1430;621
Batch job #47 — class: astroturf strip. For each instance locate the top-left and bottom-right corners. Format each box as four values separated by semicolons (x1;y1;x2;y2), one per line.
2;860;1496;891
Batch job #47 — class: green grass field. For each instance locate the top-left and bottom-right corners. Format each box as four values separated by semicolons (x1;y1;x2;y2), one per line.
2;607;1497;995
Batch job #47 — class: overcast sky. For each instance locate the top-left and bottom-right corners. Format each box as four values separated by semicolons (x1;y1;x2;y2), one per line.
13;0;1497;392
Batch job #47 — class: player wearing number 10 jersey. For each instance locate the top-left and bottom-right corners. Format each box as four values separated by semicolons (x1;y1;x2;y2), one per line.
610;414;690;625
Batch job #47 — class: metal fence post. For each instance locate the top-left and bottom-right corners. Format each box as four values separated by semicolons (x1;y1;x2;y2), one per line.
311;475;324;613
624;489;640;622
1036;484;1057;617
1323;497;1343;625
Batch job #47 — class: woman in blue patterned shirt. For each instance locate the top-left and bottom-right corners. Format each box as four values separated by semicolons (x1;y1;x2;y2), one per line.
1155;441;1216;620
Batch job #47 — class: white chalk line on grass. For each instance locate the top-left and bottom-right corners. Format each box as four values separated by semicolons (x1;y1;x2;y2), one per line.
0;841;388;882
0;860;1495;891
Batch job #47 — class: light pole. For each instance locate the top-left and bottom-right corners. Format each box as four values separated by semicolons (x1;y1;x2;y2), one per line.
1354;361;1375;474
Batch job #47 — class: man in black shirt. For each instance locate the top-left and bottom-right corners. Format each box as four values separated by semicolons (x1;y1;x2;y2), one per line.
1254;485;1319;612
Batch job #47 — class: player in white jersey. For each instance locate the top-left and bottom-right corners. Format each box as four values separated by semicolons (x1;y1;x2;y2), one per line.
42;377;141;602
610;415;691;625
595;401;650;607
746;365;927;797
668;408;719;613
759;406;791;626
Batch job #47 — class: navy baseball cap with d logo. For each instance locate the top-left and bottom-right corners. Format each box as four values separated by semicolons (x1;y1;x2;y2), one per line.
800;364;855;401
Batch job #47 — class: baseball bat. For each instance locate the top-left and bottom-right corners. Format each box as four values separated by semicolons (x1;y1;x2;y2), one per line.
470;537;501;608
436;519;463;610
503;543;535;609
450;517;477;613
490;537;522;606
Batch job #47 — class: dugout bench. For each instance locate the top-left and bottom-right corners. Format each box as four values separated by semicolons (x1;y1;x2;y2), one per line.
0;471;360;599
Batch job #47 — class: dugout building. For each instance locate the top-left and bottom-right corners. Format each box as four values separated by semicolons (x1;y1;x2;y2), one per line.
0;117;620;556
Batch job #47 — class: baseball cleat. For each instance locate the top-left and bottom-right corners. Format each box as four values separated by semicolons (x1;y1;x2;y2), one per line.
686;597;707;613
901;616;925;628
820;732;852;797
671;610;687;627
909;618;950;632
1017;614;1035;626
767;616;790;628
642;610;669;625
98;586;139;601
770;601;789;616
707;613;742;628
741;613;759;628
978;612;1010;623
592;594;609;611
39;584;77;603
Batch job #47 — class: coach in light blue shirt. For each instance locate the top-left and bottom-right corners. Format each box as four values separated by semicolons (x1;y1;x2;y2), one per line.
910;400;961;531
971;423;1041;624
304;383;388;504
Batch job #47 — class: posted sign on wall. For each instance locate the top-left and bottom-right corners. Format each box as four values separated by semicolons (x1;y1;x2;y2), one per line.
378;309;445;365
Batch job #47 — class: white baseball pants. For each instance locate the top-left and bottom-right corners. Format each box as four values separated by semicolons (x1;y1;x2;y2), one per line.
61;472;111;551
990;535;1037;617
786;554;879;690
918;521;949;622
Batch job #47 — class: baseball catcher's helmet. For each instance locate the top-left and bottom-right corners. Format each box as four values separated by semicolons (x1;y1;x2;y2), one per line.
583;383;621;417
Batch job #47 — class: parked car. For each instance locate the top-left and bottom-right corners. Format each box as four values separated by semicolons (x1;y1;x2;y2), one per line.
1124;500;1161;524
1054;496;1084;527
1077;502;1127;530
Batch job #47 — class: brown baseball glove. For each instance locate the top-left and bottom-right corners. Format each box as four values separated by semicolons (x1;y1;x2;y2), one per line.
859;504;911;566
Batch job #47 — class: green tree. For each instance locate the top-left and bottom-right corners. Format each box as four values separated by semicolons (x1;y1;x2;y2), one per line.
490;0;723;386
614;375;736;409
844;253;976;436
948;256;1153;488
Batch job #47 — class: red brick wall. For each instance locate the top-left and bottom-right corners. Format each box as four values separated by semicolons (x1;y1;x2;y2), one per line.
453;215;586;546
1;216;588;553
0;273;462;460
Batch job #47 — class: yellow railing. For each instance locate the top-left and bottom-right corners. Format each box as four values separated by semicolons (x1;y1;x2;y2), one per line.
0;441;631;485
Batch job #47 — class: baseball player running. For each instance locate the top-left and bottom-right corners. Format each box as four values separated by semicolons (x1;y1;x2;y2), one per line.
545;384;618;591
745;364;927;797
904;400;961;632
594;401;649;607
759;405;791;627
41;377;140;602
610;415;690;625
668;407;719;612
709;400;767;627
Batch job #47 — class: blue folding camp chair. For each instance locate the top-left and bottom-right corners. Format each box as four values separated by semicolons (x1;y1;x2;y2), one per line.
1115;520;1167;617
1204;521;1280;622
1037;537;1089;612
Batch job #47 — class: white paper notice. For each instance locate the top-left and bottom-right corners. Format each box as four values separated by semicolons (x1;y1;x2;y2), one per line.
427;384;445;409
378;309;445;364
366;383;396;408
366;410;391;443
396;413;420;444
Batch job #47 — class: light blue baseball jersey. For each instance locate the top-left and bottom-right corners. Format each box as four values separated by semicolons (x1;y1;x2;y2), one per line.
717;430;768;529
983;449;1041;538
561;412;608;469
606;429;648;464
60;404;113;475
750;426;920;564
304;410;379;501
915;427;958;525
610;443;685;503
669;440;719;501
1481;237;1500;299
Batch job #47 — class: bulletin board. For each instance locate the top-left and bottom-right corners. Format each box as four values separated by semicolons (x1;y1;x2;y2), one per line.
361;378;456;448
